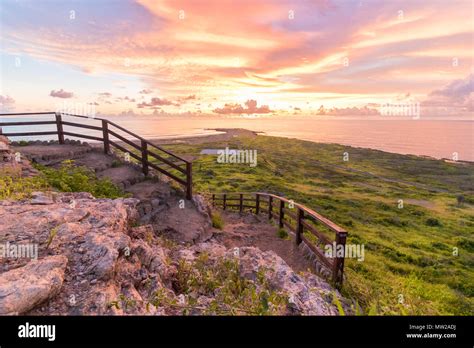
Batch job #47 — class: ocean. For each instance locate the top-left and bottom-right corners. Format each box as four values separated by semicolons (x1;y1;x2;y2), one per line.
1;114;473;161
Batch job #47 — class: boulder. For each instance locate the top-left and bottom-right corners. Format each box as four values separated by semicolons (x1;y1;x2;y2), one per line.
0;255;68;315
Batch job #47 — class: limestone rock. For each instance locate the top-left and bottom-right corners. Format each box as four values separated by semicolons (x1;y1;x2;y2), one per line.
0;255;67;315
229;247;340;315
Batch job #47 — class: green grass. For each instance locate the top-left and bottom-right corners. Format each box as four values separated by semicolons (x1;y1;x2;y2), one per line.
0;167;49;200
211;211;225;229
162;135;474;315
0;160;129;200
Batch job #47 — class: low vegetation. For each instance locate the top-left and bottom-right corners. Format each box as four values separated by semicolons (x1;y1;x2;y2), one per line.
211;211;225;229
0;167;49;200
148;253;288;315
0;160;128;200
34;160;129;199
277;227;289;239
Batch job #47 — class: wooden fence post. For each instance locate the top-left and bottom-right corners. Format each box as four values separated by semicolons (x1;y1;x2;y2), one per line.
296;208;304;245
223;194;227;210
102;120;110;154
279;200;285;228
185;162;192;200
140;140;149;176
55;113;64;144
333;231;348;287
239;193;243;213
255;194;260;214
268;196;273;220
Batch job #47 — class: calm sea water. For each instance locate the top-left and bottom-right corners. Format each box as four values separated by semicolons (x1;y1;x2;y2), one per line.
1;114;473;161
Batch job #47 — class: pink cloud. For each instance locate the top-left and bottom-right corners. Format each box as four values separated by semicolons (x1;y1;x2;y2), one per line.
50;89;73;98
137;97;174;108
0;95;15;106
316;105;380;116
0;95;15;111
213;99;272;114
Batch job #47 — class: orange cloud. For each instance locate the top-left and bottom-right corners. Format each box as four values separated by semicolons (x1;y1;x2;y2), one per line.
2;0;473;113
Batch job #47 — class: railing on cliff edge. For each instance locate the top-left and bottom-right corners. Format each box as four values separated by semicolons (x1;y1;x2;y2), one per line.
0;112;193;200
210;192;348;287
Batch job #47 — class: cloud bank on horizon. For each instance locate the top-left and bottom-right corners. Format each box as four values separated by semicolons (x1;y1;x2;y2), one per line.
0;0;472;116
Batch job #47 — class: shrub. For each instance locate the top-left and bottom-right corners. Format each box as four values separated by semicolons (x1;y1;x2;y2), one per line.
111;160;122;168
425;217;441;227
277;228;289;239
211;211;224;229
456;195;465;207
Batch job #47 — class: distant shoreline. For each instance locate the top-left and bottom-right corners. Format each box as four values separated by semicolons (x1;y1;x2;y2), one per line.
146;128;263;145
142;128;473;164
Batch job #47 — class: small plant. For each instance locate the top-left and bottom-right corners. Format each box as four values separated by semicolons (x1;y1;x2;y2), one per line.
425;217;441;227
277;228;289;239
456;195;465;207
332;292;345;316
211;211;224;230
111;160;122;168
46;227;58;249
107;300;120;310
119;294;136;310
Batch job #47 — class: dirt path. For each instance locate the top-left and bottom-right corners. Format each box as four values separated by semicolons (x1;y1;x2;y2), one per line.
214;211;315;274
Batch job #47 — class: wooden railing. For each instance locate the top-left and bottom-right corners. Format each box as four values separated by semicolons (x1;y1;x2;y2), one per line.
0;112;193;199
211;192;348;287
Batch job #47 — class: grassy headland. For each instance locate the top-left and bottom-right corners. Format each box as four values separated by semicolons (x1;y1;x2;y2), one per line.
159;134;474;315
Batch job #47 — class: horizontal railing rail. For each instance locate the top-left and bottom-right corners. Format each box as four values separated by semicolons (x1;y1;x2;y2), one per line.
210;192;348;287
0;112;193;199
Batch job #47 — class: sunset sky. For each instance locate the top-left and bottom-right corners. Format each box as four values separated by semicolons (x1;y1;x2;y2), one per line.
0;0;472;116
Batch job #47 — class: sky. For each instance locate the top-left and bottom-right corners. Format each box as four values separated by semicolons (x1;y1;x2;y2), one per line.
0;0;473;117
